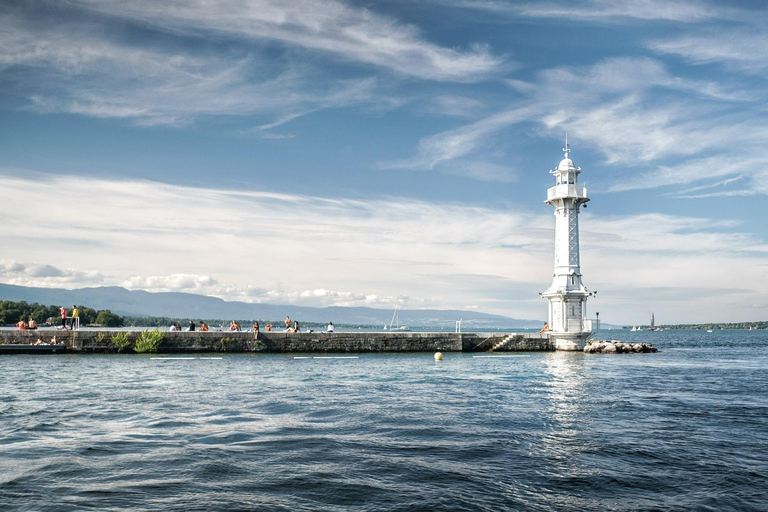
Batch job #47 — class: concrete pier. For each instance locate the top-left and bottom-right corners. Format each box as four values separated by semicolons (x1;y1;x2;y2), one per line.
0;330;553;353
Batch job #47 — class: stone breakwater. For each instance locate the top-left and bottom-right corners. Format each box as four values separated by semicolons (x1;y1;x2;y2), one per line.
584;340;658;354
0;330;553;353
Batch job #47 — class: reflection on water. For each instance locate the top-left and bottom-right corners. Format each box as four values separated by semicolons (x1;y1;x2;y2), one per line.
542;352;588;431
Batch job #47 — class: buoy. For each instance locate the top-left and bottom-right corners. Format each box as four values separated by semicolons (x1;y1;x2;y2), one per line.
434;352;443;361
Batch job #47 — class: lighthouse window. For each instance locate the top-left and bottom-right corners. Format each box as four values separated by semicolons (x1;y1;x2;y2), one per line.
571;276;574;285
568;173;575;184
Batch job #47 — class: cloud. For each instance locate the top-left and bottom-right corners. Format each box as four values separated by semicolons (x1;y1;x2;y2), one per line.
511;58;768;194
68;0;503;82
0;259;106;288
0;171;553;314
441;0;725;22
648;31;768;76
381;106;535;175
383;56;753;183
122;274;218;292
1;172;767;323
0;0;502;126
0;11;384;126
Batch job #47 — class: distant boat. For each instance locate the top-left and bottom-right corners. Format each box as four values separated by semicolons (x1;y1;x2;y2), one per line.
389;300;410;332
706;329;713;333
631;325;637;331
648;312;658;331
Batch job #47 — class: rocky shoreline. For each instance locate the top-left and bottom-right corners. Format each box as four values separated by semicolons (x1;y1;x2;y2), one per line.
584;340;658;354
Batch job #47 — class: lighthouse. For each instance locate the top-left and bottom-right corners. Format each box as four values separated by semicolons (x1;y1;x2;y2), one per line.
541;139;594;351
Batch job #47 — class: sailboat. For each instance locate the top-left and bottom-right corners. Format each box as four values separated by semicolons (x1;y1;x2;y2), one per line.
389;300;411;331
648;312;658;331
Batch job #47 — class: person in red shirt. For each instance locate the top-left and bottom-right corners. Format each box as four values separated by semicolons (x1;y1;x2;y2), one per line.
60;307;68;330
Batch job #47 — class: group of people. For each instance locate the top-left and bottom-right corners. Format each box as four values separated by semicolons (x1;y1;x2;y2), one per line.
165;316;336;334
16;305;80;331
32;335;60;346
283;316;300;332
59;305;79;330
15;318;38;330
169;321;210;332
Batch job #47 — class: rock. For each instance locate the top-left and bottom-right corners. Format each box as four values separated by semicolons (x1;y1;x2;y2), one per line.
583;339;658;354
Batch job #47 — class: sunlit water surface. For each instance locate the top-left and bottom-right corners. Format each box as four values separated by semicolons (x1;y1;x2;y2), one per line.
1;330;766;511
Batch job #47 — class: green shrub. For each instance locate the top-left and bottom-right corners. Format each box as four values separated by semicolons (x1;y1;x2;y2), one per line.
134;329;164;353
96;332;108;344
220;337;236;351
111;332;131;351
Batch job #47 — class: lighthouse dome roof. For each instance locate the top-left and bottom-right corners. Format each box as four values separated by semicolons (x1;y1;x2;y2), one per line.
557;156;575;171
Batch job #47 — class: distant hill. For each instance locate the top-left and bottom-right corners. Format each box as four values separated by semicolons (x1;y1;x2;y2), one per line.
0;283;542;329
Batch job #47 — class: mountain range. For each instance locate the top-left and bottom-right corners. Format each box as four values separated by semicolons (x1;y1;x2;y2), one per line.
0;283;542;329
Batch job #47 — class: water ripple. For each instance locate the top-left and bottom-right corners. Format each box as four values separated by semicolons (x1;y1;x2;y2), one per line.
1;333;767;510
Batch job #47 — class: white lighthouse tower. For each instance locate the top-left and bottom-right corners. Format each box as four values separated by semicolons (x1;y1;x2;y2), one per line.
542;138;594;351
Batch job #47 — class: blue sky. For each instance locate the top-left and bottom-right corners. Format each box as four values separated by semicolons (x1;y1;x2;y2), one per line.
1;0;767;325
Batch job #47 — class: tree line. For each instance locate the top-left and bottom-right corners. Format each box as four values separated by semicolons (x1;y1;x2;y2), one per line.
1;300;375;330
625;321;768;330
0;301;123;327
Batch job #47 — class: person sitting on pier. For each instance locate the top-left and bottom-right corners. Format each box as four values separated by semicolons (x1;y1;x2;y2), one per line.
265;324;273;331
199;321;209;332
327;322;334;332
28;319;38;330
188;320;196;332
539;322;550;333
169;323;178;331
50;335;58;345
253;321;259;339
16;318;27;330
293;321;300;333
229;320;241;331
33;335;45;345
284;316;292;330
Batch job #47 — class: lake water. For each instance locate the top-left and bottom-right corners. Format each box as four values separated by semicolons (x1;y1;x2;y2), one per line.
1;330;766;511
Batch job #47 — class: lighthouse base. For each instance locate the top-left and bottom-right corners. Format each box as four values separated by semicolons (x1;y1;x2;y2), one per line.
549;332;590;351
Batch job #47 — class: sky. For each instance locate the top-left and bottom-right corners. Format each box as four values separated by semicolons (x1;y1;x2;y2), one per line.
1;0;768;326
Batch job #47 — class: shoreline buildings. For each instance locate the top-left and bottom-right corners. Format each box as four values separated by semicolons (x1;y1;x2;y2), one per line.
541;140;595;351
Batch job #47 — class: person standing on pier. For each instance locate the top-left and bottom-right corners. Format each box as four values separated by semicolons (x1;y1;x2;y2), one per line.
71;305;79;330
60;306;68;330
285;316;292;330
